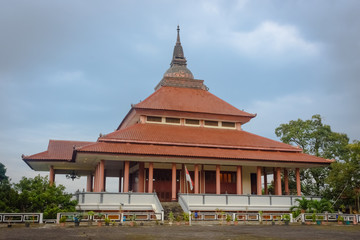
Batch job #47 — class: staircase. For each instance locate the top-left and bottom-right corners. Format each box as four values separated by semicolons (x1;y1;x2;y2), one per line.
161;202;184;220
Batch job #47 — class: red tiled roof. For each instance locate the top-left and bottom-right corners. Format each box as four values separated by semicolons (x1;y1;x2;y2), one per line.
134;86;255;118
101;124;300;152
77;141;332;164
23;140;93;161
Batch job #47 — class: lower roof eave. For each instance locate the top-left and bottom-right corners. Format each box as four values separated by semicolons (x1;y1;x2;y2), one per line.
75;151;332;169
23;158;95;173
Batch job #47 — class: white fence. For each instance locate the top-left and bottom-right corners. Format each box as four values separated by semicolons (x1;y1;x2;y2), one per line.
191;211;293;222
299;213;359;223
57;211;163;224
0;213;43;224
179;194;321;212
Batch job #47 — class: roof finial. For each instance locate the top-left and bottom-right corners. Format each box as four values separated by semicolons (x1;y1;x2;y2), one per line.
177;25;180;44
171;25;186;66
160;25;194;80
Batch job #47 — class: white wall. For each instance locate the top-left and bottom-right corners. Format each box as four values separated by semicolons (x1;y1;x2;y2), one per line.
242;166;257;194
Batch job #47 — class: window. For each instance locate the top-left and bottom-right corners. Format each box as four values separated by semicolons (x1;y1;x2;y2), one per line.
185;119;200;125
165;117;180;124
222;122;235;128
204;120;218;127
146;116;162;122
220;172;236;183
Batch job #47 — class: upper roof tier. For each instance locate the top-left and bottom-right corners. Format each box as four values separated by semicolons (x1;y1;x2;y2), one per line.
134;86;255;118
119;27;255;129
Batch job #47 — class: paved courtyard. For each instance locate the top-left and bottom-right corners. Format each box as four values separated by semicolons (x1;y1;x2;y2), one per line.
1;223;360;240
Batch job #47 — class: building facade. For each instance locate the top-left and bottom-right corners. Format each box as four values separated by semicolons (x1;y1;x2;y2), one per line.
23;27;332;210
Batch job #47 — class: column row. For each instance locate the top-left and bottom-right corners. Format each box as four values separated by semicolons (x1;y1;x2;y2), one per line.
54;162;302;197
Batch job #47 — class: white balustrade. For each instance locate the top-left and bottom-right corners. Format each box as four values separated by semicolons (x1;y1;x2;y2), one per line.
74;192;163;216
178;194;322;212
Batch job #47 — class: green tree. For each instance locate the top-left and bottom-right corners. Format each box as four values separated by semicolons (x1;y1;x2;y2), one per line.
326;141;360;213
14;175;77;218
0;162;19;212
308;199;333;213
290;197;310;212
275;114;349;196
0;162;9;182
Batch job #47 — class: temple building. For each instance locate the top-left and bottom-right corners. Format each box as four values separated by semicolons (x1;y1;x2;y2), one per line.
22;27;332;214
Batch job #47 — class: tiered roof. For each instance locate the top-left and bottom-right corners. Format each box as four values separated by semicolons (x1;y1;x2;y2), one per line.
22;26;333;171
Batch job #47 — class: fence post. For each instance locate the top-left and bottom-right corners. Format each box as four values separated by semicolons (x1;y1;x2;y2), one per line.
39;213;43;224
56;213;61;224
301;213;305;224
189;211;192;226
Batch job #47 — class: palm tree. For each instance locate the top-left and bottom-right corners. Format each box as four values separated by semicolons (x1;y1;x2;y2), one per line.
290;197;310;213
309;199;333;213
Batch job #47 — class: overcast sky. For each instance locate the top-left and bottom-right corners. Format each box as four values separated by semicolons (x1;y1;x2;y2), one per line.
1;0;359;193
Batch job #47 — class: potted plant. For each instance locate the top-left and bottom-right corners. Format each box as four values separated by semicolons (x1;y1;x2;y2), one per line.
176;215;182;226
129;214;136;226
311;213;316;224
258;211;263;224
226;214;232;225
7;216;12;228
338;216;344;225
283;214;290;225
168;211;175;225
74;215;80;227
316;215;323;225
25;220;31;228
60;215;67;227
104;217;110;226
87;211;95;226
96;213;104;226
234;217;238;226
183;212;190;225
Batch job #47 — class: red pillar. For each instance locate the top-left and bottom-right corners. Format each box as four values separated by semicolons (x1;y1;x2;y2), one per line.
171;163;177;201
200;165;205;194
99;160;105;192
94;164;98;192
284;168;289;195
216;165;221;195
97;163;101;192
236;166;242;195
194;164;199;194
257;166;262;195
263;168;268;195
273;168;277;195
296;168;301;196
49;166;55;186
86;174;93;192
123;161;129;193
138;162;145;193
180;164;184;193
276;167;282;196
103;170;107;192
148;162;154;193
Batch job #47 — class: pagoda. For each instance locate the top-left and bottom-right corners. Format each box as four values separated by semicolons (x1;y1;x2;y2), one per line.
22;26;332;214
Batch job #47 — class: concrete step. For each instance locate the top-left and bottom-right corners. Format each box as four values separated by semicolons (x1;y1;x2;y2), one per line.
161;202;184;220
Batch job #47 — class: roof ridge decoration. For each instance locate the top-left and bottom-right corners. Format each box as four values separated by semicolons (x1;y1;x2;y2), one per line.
171;25;187;67
155;26;208;91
